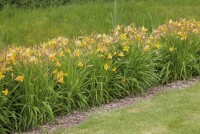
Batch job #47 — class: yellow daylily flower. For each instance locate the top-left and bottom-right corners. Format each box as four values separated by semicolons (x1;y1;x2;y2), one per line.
136;35;141;42
153;43;161;49
48;53;57;61
59;51;65;57
193;29;199;34
52;69;58;74
58;77;64;84
120;34;127;40
143;45;149;52
7;52;16;62
3;67;13;73
83;36;89;43
56;61;62;67
104;64;110;71
66;48;71;53
107;53;113;59
123;46;130;52
177;32;187;40
74;50;81;57
98;54;104;58
15;75;24;82
29;56;38;63
169;47;176;52
96;48;100;52
2;89;9;95
78;61;84;67
0;72;5;80
121;78;126;83
112;67;117;72
118;52;125;57
115;25;121;31
57;71;68;79
141;26;148;32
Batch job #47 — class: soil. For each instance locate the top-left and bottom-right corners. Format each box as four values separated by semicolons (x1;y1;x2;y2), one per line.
22;77;200;134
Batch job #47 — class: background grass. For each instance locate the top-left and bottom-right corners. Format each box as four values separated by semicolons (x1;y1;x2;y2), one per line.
56;82;200;134
0;0;200;47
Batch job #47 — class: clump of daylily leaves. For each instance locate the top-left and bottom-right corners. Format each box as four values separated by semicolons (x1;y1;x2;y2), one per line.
0;19;200;133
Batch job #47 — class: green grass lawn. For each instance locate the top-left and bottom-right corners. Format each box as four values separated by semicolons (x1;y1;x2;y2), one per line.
56;82;200;134
0;0;200;47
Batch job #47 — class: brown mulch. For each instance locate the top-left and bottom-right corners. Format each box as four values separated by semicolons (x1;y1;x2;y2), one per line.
22;77;200;134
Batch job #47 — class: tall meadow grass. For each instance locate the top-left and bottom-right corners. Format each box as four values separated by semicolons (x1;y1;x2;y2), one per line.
0;0;200;47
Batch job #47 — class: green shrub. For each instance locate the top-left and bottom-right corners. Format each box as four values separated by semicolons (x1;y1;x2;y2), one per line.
1;0;70;8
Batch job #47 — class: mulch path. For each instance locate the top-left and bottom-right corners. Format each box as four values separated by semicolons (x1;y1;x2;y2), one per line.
22;77;200;134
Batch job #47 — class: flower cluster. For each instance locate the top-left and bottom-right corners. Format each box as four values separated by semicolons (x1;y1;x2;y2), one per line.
152;19;200;40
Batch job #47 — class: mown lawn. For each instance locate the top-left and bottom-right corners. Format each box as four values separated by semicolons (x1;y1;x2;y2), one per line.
56;82;200;134
0;0;200;47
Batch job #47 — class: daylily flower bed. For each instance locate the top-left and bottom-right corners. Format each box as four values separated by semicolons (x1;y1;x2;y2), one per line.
0;19;200;133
